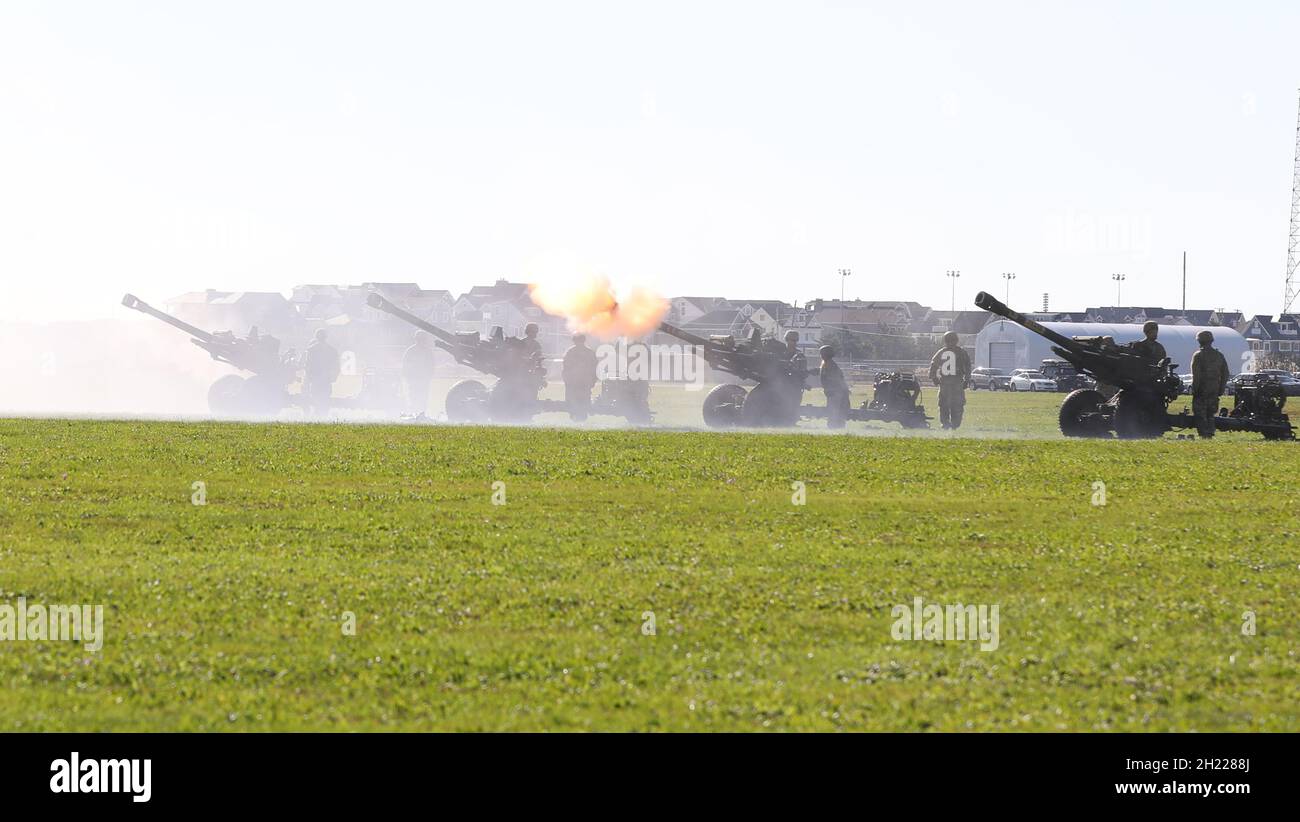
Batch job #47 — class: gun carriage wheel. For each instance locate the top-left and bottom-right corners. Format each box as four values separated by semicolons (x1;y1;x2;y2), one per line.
444;379;490;422
701;384;747;428
207;375;247;415
1058;388;1110;438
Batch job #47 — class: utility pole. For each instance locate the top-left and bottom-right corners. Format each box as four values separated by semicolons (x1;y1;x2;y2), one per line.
1001;272;1016;302
1112;272;1126;305
1181;252;1187;315
946;270;960;311
1286;89;1300;314
838;268;851;304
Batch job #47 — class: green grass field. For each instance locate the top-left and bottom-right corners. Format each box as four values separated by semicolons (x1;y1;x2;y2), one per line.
1;389;1298;731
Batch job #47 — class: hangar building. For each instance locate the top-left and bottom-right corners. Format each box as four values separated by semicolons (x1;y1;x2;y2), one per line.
973;320;1251;375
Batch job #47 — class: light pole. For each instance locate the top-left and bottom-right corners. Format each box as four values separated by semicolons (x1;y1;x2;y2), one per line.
946;270;960;311
1112;272;1126;304
838;268;851;304
1001;272;1016;302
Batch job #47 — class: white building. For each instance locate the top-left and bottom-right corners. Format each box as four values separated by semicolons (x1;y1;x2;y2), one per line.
974;321;1251;375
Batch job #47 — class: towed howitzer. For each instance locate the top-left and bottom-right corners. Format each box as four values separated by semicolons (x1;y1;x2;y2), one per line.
658;321;809;427
121;293;295;415
367;293;650;424
659;322;930;429
974;291;1294;440
367;292;543;422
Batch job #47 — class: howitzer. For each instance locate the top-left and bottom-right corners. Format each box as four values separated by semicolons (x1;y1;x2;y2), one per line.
658;321;809;427
367;292;651;424
659;321;929;429
366;293;538;381
121;293;293;415
974;292;1294;440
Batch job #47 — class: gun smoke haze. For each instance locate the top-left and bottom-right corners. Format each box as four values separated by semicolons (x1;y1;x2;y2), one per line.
525;255;668;340
0;318;225;417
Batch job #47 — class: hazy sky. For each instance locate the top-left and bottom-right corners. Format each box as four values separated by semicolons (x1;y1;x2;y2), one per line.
3;0;1299;323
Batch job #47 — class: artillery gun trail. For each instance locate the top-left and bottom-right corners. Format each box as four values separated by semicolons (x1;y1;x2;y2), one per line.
366;293;651;424
974;291;1294;440
658;322;929;429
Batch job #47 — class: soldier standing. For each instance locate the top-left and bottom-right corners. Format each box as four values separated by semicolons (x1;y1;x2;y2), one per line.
819;345;850;429
401;331;436;416
303;328;341;416
1190;329;1229;439
784;330;805;369
1127;321;1167;363
561;332;598;421
929;331;972;430
784;330;808;416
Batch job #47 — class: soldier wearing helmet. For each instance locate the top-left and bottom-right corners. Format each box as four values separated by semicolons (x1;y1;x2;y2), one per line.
519;322;543;360
784;329;808;394
819;345;850;429
1190;329;1229;438
1126;321;1167;363
303;328;340;416
928;330;972;430
561;332;598;421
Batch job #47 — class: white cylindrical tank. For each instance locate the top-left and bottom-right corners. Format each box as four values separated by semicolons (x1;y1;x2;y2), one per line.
974;320;1251;375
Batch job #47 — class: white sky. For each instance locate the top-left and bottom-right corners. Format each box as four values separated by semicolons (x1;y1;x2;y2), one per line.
2;0;1299;323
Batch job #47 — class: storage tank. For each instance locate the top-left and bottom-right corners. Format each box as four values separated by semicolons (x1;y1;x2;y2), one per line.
974;320;1251;375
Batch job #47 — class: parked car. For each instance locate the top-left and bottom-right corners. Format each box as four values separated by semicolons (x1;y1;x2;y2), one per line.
1254;370;1300;396
1179;374;1193;395
1008;370;1058;392
970;367;1011;391
1224;371;1300;396
1039;358;1094;392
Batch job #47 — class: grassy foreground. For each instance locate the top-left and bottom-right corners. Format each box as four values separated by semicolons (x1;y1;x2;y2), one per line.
0;404;1297;730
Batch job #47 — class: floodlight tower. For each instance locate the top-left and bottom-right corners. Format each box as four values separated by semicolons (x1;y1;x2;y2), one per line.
1285;89;1300;314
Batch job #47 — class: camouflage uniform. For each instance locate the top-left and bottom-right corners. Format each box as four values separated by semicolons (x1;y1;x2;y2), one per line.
820;356;850;429
1126;322;1167;364
520;323;544;362
928;339;972;430
1190;340;1228;438
1127;337;1167;363
303;334;340;415
561;336;598;421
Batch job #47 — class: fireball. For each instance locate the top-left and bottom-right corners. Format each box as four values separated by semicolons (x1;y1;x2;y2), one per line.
527;255;667;340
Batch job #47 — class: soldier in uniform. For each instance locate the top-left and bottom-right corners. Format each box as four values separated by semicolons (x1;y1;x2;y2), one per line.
303;328;340;415
928;331;972;430
783;330;808;416
1126;321;1167;363
819;345;850;429
784;330;805;369
561;332;598;421
520;322;543;360
1190;329;1229;438
400;331;436;416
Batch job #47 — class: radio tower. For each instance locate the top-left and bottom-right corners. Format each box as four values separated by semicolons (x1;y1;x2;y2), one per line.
1285;89;1300;314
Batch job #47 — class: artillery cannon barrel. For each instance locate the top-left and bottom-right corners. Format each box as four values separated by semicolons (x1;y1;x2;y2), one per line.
121;293;216;343
973;291;1080;353
658;321;710;348
366;292;458;344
